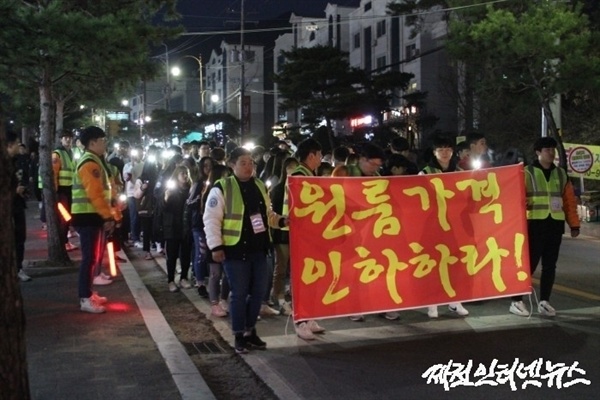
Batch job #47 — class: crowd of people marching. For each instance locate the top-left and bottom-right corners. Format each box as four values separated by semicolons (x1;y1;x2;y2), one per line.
8;127;579;353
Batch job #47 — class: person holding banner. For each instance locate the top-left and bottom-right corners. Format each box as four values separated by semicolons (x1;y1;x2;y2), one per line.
203;147;287;354
53;130;78;251
281;138;330;339
71;127;121;314
419;136;470;318
509;137;580;317
331;143;404;322
459;132;492;170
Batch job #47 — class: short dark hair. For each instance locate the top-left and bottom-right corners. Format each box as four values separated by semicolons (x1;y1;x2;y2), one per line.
228;147;251;164
385;153;412;170
295;138;322;162
432;136;454;149
358;142;385;160
533;137;558;152
211;147;226;162
456;141;469;152
333;146;350;163
79;126;106;147
6;130;18;144
391;137;410;152
465;132;486;145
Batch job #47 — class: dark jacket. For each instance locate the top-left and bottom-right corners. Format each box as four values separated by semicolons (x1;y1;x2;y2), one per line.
269;181;288;244
185;181;204;231
162;184;190;240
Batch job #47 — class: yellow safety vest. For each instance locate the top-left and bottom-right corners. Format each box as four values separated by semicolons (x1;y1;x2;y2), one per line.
53;148;75;187
525;165;566;221
219;176;270;246
71;151;112;215
281;164;314;231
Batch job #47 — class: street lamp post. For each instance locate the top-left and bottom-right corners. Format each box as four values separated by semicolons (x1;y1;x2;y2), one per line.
172;56;221;115
181;55;204;113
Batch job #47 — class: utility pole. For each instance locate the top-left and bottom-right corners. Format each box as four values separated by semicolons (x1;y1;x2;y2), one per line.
240;0;245;143
163;43;171;112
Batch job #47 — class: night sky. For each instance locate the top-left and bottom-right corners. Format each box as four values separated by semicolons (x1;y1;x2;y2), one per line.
167;0;361;61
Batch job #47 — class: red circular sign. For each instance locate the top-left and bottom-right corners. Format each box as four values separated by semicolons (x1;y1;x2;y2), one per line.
568;146;594;173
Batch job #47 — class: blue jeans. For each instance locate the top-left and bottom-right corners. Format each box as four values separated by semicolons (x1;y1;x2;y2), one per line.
222;252;268;334
127;197;140;241
193;228;208;284
76;225;104;298
262;251;274;303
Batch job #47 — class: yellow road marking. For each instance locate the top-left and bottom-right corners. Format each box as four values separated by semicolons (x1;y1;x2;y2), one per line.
532;278;600;301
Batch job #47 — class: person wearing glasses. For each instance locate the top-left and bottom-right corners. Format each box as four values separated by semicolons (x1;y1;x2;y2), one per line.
419;136;469;318
331;142;385;178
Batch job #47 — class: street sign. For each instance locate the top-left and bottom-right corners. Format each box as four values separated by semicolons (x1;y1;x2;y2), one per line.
568;146;594;174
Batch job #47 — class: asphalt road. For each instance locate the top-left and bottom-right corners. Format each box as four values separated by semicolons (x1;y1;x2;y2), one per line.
239;235;600;400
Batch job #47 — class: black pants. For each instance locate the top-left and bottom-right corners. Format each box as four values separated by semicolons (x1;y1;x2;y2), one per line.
57;189;71;244
140;216;153;252
166;235;191;283
13;209;26;270
513;218;564;302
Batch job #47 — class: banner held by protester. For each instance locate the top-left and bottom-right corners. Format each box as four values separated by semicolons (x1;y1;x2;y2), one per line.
288;164;531;321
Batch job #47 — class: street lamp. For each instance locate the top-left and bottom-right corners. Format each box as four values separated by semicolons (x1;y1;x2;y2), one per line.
173;55;207;113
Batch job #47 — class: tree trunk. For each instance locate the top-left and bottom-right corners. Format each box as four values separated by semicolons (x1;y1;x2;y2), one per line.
55;98;65;135
0;117;31;399
39;76;71;265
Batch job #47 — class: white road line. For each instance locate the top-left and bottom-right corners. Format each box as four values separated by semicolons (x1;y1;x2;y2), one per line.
119;258;216;400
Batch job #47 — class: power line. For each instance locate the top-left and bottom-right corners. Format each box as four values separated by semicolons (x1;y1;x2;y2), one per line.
180;0;510;37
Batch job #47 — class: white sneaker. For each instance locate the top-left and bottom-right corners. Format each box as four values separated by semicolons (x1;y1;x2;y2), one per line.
349;315;365;322
383;312;400;320
100;272;113;281
219;299;229;312
179;279;192;289
91;292;107;305
260;304;280;316
168;282;179;292
448;303;469;316
80;297;106;313
538;300;556;317
427;306;438;318
307;319;325;333
18;270;32;282
280;301;293;316
509;301;529;317
134;241;143;248
93;275;113;286
295;322;316;340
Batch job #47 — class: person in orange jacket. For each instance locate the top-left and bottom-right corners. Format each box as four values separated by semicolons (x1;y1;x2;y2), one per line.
71;126;122;313
509;136;580;318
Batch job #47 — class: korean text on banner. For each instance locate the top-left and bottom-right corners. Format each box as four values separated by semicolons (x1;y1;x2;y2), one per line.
288;164;531;321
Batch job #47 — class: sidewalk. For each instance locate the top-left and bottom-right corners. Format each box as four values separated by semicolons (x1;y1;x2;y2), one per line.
20;203;214;400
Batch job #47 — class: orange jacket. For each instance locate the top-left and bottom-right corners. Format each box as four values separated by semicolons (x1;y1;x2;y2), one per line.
78;160;122;222
562;181;580;229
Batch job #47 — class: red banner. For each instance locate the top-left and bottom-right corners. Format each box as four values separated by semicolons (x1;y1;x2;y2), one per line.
288;164;531;321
